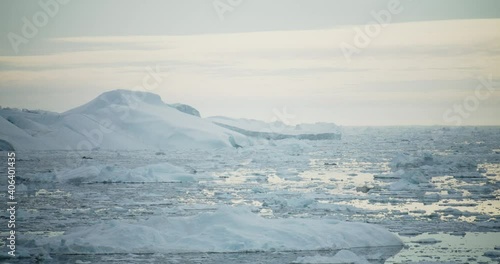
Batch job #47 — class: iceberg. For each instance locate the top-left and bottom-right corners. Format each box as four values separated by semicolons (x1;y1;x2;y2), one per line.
37;206;402;254
208;116;341;140
0;90;248;150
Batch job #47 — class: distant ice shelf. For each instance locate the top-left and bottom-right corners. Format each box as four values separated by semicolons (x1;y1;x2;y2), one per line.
209;116;341;140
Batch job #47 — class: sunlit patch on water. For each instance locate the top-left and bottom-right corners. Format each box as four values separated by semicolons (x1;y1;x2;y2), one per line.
35;189;71;198
386;232;500;263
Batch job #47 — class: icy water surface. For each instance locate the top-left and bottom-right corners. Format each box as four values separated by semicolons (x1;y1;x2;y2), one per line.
1;126;499;263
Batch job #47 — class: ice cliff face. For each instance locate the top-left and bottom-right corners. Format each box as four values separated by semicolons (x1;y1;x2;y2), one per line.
168;103;201;117
0;139;15;151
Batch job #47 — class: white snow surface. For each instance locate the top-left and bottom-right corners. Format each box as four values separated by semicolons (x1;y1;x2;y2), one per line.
0;90;249;150
39;206;402;254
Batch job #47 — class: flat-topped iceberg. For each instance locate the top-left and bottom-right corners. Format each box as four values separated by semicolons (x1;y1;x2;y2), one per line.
35;206;402;254
208;116;341;140
22;162;207;184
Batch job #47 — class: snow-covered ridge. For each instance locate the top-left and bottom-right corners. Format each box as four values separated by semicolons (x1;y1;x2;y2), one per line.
208;116;341;140
0;90;248;150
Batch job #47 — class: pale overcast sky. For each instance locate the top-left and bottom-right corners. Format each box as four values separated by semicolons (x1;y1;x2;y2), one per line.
0;0;499;125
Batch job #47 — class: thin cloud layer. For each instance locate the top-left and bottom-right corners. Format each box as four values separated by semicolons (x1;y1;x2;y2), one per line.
0;18;499;125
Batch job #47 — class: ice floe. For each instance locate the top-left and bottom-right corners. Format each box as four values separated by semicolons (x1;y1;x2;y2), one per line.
22;162;206;184
31;206;402;254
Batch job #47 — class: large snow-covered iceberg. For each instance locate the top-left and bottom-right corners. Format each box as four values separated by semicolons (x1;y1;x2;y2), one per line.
0;90;248;150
